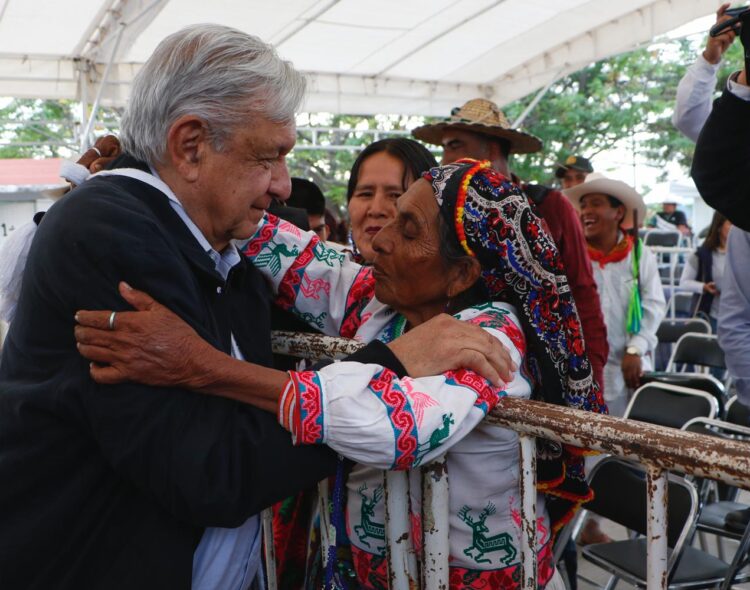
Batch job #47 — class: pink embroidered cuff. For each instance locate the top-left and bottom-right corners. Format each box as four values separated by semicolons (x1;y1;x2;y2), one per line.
277;371;326;445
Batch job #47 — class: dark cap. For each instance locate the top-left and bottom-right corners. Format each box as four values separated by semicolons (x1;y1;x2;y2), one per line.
554;155;593;178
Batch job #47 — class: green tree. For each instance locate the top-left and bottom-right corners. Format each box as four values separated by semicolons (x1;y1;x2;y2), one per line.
0;98;121;159
0;99;78;158
503;36;743;187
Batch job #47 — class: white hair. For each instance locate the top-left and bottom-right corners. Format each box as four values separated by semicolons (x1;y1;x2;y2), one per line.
120;24;305;164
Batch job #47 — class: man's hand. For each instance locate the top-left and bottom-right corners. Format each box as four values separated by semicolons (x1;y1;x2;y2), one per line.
704;281;719;295
75;282;217;387
386;314;516;386
622;353;643;390
704;3;737;65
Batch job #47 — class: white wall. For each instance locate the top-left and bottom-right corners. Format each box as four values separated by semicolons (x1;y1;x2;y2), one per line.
0;199;53;247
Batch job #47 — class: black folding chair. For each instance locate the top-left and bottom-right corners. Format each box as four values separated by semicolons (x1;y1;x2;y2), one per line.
682;418;750;589
639;373;727;417
657;319;711;342
645;230;681;247
565;457;742;588
624;382;718;429
666;292;697;319
654;319;711;371
667;333;726;379
726;395;750;428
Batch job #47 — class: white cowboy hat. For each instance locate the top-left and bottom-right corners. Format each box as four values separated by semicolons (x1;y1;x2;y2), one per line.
563;172;647;229
412;98;542;154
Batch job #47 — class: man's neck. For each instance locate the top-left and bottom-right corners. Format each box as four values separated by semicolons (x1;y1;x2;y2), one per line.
587;230;621;254
154;163;229;252
491;157;510;177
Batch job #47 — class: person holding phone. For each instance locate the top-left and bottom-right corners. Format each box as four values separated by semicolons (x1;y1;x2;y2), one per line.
673;3;739;141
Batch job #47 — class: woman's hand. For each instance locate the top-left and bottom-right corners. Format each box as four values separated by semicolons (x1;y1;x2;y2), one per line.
387;313;516;386
75;282;217;387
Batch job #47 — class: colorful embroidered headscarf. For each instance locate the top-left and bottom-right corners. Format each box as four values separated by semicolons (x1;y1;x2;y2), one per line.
424;159;608;532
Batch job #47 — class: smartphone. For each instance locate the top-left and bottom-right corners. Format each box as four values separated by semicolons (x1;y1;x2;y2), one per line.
725;6;750;18
710;7;749;37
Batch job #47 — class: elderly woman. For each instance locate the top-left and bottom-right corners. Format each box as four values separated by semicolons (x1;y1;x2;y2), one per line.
76;160;604;588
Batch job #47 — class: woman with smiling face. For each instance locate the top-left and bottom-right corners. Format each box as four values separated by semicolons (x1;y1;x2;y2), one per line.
346;138;438;263
75;160;603;588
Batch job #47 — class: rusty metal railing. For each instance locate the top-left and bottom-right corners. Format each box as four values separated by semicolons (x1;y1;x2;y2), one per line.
268;331;750;590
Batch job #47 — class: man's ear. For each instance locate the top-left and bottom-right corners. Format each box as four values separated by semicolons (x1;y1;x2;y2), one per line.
447;256;482;299
616;204;627;226
165;115;209;182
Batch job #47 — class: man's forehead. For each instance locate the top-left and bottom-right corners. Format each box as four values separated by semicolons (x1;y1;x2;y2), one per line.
241;118;296;149
441;129;479;144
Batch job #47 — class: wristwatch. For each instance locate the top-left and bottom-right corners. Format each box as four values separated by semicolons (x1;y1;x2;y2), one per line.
625;346;642;357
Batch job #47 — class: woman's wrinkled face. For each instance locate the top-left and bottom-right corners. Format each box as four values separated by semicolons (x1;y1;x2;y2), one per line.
348;152;412;263
370;179;451;315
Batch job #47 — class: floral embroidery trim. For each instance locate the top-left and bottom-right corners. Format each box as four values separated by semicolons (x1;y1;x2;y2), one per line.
282;371;326;445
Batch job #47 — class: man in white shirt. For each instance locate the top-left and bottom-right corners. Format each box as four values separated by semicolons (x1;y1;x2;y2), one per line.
564;174;666;417
673;3;737;141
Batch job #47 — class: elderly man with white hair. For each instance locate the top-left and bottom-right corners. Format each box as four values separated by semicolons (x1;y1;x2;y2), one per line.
0;25;510;589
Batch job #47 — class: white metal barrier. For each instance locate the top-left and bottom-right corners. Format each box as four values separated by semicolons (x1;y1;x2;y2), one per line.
269;331;750;590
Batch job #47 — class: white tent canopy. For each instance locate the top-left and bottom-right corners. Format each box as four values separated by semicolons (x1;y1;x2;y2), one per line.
0;0;718;116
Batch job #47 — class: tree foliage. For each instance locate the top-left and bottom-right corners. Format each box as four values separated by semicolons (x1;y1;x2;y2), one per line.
504;36;744;186
0;99;79;158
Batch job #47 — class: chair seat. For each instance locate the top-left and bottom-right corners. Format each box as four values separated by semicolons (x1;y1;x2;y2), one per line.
697;500;749;539
582;539;734;587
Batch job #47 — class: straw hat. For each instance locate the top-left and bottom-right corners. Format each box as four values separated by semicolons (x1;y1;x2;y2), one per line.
412;98;543;154
563;172;647;229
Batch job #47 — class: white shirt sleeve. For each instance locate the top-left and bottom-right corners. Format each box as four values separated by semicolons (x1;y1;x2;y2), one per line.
243;214;377;337
628;246;667;354
678;253;705;294
280;304;531;470
673;54;720;142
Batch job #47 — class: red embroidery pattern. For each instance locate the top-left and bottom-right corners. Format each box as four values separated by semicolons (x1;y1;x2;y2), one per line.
339;266;376;338
277;240;317;310
288;371;325;445
277;218;303;238
242;214;279;257
444;369;505;414
466;311;526;355
368;369;418;470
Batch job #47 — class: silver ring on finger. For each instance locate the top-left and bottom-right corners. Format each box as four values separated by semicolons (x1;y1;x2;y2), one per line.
108;311;117;331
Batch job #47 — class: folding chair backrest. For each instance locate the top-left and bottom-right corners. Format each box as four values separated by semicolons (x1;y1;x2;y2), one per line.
639;372;726;416
625;382;719;428
726;396;750;428
656;318;711;343
645;230;681;247
667;292;695;318
682;417;750;439
585;457;698;548
667;333;726;373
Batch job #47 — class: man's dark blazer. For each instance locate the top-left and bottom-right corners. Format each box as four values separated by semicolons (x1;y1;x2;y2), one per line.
0;155;402;589
693;88;750;232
